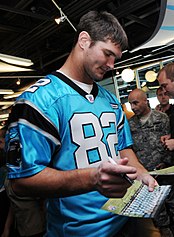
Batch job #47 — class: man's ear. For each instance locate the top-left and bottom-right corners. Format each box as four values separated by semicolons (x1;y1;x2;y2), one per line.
78;31;91;49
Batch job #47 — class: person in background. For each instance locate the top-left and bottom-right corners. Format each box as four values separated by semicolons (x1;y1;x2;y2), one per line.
0;126;15;237
128;88;172;171
128;88;174;237
5;179;46;237
157;63;174;236
155;86;174;131
5;11;156;237
158;64;174;149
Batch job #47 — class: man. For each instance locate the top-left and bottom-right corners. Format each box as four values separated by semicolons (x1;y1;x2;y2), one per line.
128;88;172;171
128;88;173;236
6;11;156;237
158;63;174;149
0;126;13;237
158;63;174;98
155;86;173;114
157;63;174;235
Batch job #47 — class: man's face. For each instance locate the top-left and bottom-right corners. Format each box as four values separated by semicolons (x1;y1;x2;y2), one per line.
158;71;174;98
157;89;170;106
83;39;122;82
128;94;148;116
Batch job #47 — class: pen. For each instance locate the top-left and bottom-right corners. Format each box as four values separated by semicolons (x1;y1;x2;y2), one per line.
107;156;134;185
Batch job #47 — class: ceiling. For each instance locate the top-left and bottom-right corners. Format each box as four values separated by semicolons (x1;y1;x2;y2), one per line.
0;0;174;116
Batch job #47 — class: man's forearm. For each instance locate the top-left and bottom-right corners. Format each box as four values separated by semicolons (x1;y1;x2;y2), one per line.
11;166;97;198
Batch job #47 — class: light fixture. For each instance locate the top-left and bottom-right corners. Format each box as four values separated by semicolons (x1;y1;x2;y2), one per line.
55;15;66;25
121;68;135;82
141;81;147;87
1;105;11;110
52;0;77;32
0;101;14;105
3;91;22;99
145;70;157;82
16;78;21;85
0;89;14;94
0;61;34;72
115;55;142;65
0;53;33;67
143;54;152;58
0;113;9;119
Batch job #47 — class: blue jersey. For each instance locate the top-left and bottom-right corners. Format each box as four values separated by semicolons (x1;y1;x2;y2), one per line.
6;72;133;237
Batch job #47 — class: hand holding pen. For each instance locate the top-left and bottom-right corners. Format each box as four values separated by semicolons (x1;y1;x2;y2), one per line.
93;157;137;198
107;156;134;185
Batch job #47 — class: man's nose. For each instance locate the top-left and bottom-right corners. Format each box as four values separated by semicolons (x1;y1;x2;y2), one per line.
106;57;115;70
130;103;134;110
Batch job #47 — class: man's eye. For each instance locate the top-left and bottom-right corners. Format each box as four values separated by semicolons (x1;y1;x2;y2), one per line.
104;52;110;57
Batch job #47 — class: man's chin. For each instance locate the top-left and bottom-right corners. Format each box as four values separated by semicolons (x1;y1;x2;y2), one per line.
94;75;104;82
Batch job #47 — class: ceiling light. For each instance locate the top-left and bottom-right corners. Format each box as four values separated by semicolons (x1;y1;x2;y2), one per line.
0;89;14;94
115;55;142;65
1;105;11;110
141;82;147;87
0;101;14;106
3;92;22;99
0;53;33;67
121;68;135;82
143;54;152;58
0;61;34;72
55;16;66;25
145;70;157;82
0;113;9;119
52;0;76;31
0;117;8;122
16;78;21;85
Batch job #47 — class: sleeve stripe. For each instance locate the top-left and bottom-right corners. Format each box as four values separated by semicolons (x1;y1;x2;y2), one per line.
117;112;125;130
8;100;60;143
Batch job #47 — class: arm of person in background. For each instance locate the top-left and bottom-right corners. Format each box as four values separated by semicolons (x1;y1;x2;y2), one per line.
161;134;171;144
120;148;157;191
161;125;174;151
163;139;174;151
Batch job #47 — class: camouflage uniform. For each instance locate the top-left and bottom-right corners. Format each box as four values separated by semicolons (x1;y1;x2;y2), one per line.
129;109;174;233
129;109;173;171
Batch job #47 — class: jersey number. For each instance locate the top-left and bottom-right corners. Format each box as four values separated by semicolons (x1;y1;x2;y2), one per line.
70;112;118;168
26;78;51;93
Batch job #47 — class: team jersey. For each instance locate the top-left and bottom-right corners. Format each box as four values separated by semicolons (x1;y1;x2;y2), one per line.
6;71;133;237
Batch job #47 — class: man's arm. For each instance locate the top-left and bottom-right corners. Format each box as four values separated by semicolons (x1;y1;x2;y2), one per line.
10;158;137;199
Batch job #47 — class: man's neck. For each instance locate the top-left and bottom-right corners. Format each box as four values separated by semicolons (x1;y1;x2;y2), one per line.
160;103;170;112
139;108;151;118
139;109;151;125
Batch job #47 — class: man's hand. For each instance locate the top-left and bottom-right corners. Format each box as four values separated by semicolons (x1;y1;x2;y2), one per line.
136;172;158;192
93;157;137;198
161;134;171;144
164;138;174;151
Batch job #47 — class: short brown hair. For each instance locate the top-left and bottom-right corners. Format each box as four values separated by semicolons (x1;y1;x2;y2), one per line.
73;11;128;50
156;86;164;95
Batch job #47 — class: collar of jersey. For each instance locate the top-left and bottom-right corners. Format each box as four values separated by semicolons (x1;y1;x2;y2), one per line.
52;71;98;100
